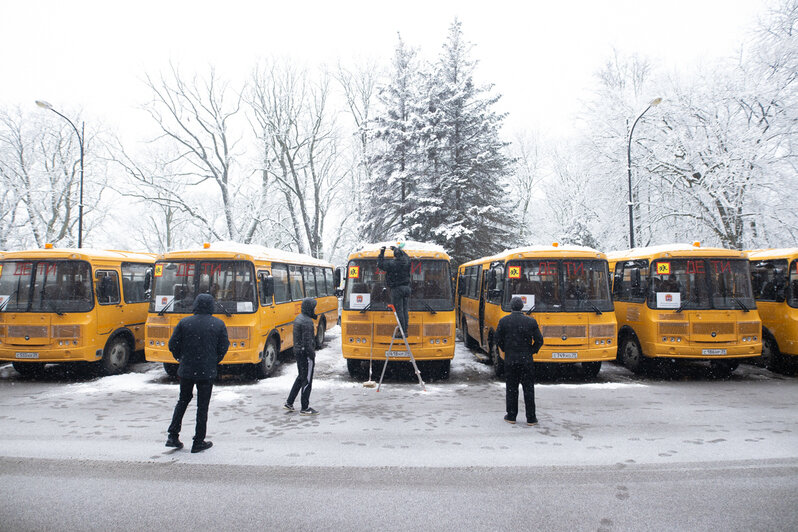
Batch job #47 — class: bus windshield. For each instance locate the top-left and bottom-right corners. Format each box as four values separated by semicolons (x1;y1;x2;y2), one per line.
344;259;453;312
649;258;755;311
504;259;613;312
150;260;257;314
0;260;93;313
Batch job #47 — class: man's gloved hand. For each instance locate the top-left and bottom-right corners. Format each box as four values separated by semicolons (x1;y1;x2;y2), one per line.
390;246;397;251
380;246;386;253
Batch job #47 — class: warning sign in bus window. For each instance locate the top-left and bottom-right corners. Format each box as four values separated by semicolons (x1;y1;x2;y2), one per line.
348;266;360;279
656;262;670;275
508;266;521;279
154;264;163;277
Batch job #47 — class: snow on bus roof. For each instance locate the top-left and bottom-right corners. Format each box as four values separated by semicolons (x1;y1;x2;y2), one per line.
500;244;603;256
176;241;332;266
356;241;448;254
0;248;155;261
605;243;744;260
747;247;798;260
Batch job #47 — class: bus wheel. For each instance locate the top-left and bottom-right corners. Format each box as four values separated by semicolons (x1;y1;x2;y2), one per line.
490;342;505;379
620;337;647;375
462;318;477;349
437;359;451;380
163;363;178;378
709;360;738;379
347;359;365;379
256;337;279;379
763;335;786;373
582;361;602;379
12;362;46;378
315;318;326;349
99;337;130;376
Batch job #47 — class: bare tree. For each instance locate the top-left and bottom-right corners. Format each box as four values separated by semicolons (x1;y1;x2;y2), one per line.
507;129;544;244
248;60;349;259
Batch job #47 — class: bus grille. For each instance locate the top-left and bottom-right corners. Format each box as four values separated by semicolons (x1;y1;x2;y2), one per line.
8;325;48;338
227;327;250;340
377;324;420;337
738;322;761;335
424;324;452;337
542;325;586;338
692;322;734;335
52;325;80;338
658;322;689;335
346;323;372;336
147;325;171;339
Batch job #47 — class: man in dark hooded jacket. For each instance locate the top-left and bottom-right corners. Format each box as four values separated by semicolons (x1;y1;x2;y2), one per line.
165;293;229;452
285;298;319;415
377;243;411;336
495;296;544;426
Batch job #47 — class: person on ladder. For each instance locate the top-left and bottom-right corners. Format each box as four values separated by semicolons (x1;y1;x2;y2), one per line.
495;296;544;426
378;242;411;338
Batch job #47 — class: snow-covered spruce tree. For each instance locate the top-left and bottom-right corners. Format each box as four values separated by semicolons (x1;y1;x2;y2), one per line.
363;34;423;243
406;19;512;267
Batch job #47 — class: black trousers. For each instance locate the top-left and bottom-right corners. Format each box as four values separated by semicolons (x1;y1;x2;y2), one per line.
391;284;411;334
287;355;315;410
505;360;536;422
168;378;213;442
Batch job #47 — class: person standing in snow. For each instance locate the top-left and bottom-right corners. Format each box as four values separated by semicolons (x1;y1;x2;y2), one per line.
284;298;320;415
495;296;544;426
377;242;412;337
165;293;229;453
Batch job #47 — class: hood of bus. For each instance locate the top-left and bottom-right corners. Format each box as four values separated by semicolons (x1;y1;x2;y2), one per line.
342;310;454;342
536;312;617;347
655;309;761;343
0;311;92;347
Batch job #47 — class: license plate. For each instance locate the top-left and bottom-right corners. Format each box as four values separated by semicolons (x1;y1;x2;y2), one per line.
15;352;39;359
552;352;578;359
702;349;727;355
385;350;409;358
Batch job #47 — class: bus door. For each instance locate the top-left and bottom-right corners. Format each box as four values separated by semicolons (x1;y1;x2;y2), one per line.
95;269;122;337
479;268;488;346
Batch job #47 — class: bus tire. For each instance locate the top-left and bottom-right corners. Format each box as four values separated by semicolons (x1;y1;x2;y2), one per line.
315;317;326;349
763;334;786;373
620;336;647;375
346;358;365;379
490;342;505;379
437;359;451;380
12;362;46;378
709;360;738;379
163;363;179;378
99;336;131;376
256;337;279;379
582;361;602;379
461;317;477;350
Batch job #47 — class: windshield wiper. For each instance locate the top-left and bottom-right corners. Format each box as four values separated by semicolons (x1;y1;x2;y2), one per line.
215;300;232;318
576;292;602;315
422;302;437;315
674;298;689;313
46;298;64;316
359;302;372;314
731;297;750;312
158;297;176;316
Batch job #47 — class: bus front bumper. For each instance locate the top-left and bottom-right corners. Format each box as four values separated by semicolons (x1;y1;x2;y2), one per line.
533;345;617;363
643;341;762;359
0;344;101;363
145;346;263;365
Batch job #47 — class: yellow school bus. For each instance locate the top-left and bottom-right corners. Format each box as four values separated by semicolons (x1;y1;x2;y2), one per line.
608;243;761;377
145;242;338;378
457;244;617;378
340;242;455;379
0;246;155;376
748;248;798;373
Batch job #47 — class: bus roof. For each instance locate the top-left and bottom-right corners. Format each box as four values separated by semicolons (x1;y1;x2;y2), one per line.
606;243;749;262
746;248;798;261
0;248;156;262
459;244;606;269
159;241;333;267
348;241;451;260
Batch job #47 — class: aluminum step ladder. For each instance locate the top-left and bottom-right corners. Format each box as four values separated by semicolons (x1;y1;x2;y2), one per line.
377;304;426;392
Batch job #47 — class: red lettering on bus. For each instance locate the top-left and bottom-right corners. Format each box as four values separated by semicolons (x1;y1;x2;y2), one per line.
410;261;422;275
687;260;705;274
176;263;196;277
710;260;731;274
36;263;57;277
538;261;558;276
201;263;222;276
14;263;32;276
564;262;584;276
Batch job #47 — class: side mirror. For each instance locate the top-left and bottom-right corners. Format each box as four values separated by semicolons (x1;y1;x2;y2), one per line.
334;267;342;289
144;268;153;298
96;275;113;301
489;288;503;299
488;270;497;290
457;275;466;295
259;273;274;301
630;268;641;289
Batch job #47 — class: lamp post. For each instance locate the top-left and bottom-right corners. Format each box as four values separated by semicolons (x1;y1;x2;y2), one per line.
626;97;662;249
35;100;85;248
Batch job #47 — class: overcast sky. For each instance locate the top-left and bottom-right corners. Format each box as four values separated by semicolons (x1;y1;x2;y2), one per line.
1;0;768;141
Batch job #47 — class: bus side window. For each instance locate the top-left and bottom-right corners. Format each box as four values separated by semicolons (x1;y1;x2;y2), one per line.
258;271;273;306
289;264;304;301
96;270;120;305
272;264;290;304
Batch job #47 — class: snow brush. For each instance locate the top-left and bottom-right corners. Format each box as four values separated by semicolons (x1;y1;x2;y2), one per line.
363;320;377;388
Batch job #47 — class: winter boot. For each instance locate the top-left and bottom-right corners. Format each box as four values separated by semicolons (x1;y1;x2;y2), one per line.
191;440;213;453
165;434;183;449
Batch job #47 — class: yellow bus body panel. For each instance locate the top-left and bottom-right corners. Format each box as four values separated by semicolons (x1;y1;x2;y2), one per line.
748;248;798;357
0;248;155;363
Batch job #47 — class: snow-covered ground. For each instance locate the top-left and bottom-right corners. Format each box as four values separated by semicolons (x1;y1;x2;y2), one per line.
0;325;796;469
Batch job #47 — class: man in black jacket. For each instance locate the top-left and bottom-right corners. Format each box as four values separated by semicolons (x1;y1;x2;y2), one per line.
495;296;544;426
165;293;229;452
285;298;319;415
377;243;411;336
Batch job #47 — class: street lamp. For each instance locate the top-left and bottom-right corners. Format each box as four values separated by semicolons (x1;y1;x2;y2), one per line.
35;100;85;248
626;97;662;249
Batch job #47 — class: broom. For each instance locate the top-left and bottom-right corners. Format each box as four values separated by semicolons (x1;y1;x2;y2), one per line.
363;318;377;388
